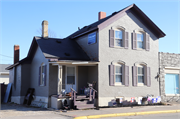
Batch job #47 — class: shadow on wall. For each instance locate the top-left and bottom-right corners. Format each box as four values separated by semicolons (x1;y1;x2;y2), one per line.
1;83;8;103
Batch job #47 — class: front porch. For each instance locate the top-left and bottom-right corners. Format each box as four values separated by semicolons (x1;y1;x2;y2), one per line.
49;61;98;109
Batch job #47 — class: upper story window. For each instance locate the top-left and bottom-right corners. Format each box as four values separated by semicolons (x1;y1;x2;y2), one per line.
137;33;144;49
109;26;129;49
88;32;96;45
133;29;150;51
115;30;123;47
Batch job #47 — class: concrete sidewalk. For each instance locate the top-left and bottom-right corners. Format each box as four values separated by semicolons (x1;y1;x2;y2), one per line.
56;104;180;119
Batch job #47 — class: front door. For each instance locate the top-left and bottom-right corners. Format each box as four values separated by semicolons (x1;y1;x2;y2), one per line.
66;66;76;93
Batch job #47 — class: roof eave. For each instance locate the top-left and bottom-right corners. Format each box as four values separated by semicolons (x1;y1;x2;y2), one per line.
98;4;165;39
71;27;98;39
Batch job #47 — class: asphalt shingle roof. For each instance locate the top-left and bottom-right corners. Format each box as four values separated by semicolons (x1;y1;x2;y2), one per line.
35;37;90;61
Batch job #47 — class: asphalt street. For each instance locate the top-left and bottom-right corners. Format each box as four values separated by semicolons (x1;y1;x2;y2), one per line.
103;113;180;119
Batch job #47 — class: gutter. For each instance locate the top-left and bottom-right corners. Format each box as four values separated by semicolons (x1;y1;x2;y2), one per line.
71;27;98;39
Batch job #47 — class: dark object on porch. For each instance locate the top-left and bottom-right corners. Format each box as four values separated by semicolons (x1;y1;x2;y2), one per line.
3;83;12;103
1;83;7;103
84;82;96;98
23;88;35;105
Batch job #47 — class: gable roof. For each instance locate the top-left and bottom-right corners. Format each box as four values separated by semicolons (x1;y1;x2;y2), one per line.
34;37;90;61
6;36;91;70
68;4;165;39
6;57;30;70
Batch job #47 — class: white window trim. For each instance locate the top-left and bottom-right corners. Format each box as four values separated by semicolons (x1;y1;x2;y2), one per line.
112;26;125;48
136;32;144;49
40;63;46;86
165;94;180;96
114;29;123;47
115;64;122;83
136;64;146;86
137;65;144;84
134;28;146;50
113;62;125;86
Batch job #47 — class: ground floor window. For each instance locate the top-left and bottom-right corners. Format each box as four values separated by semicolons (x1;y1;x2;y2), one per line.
165;74;179;95
115;65;122;83
67;67;75;84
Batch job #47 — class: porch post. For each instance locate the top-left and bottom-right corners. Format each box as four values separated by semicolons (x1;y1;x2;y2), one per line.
58;65;62;95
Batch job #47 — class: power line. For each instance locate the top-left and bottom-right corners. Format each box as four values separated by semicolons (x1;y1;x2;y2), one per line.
0;54;13;58
0;59;13;61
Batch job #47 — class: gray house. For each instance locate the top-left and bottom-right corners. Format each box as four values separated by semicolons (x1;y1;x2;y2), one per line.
6;4;166;108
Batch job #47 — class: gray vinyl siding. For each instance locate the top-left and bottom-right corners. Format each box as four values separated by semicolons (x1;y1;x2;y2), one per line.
98;12;159;106
21;64;31;96
30;46;49;97
49;64;58;96
9;65;21;96
75;32;99;61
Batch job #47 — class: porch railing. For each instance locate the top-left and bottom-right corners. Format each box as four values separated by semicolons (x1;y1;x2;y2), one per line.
70;88;77;105
89;87;97;101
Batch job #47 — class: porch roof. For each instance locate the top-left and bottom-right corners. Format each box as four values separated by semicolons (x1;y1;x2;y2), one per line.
49;60;99;66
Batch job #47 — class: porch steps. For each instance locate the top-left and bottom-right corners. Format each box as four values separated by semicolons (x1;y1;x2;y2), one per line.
76;95;89;101
75;95;95;110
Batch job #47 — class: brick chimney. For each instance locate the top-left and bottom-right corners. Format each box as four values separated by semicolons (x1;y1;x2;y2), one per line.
42;20;48;39
98;11;106;20
14;45;19;64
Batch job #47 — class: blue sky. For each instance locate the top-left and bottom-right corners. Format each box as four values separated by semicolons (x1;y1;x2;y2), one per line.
0;0;179;64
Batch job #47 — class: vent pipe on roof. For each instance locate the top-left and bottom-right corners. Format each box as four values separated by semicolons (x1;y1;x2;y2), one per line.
14;45;19;64
98;11;106;20
42;20;48;39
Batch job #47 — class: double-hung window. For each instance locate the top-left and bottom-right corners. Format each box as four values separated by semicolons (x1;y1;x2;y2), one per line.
138;66;144;84
115;30;123;47
115;65;122;83
41;65;45;85
132;30;150;51
133;64;151;87
39;63;46;86
109;27;129;49
110;62;129;86
137;33;144;49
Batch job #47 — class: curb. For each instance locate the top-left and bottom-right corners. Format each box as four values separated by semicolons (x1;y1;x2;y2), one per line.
74;110;180;119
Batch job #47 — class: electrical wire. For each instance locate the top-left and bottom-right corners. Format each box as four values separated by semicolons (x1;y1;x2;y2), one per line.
0;54;13;58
